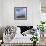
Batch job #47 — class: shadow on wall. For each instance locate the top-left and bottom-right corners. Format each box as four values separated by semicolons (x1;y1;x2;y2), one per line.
0;27;5;40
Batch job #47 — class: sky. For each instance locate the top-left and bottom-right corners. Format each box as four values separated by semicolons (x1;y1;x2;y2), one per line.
16;8;26;16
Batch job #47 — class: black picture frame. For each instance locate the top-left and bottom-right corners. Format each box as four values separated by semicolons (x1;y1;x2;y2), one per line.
14;7;27;20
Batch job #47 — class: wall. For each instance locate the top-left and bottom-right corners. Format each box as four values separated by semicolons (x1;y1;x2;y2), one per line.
1;0;41;27
32;0;41;28
0;0;3;26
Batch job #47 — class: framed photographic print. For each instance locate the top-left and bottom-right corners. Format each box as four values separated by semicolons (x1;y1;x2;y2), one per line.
14;7;27;20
